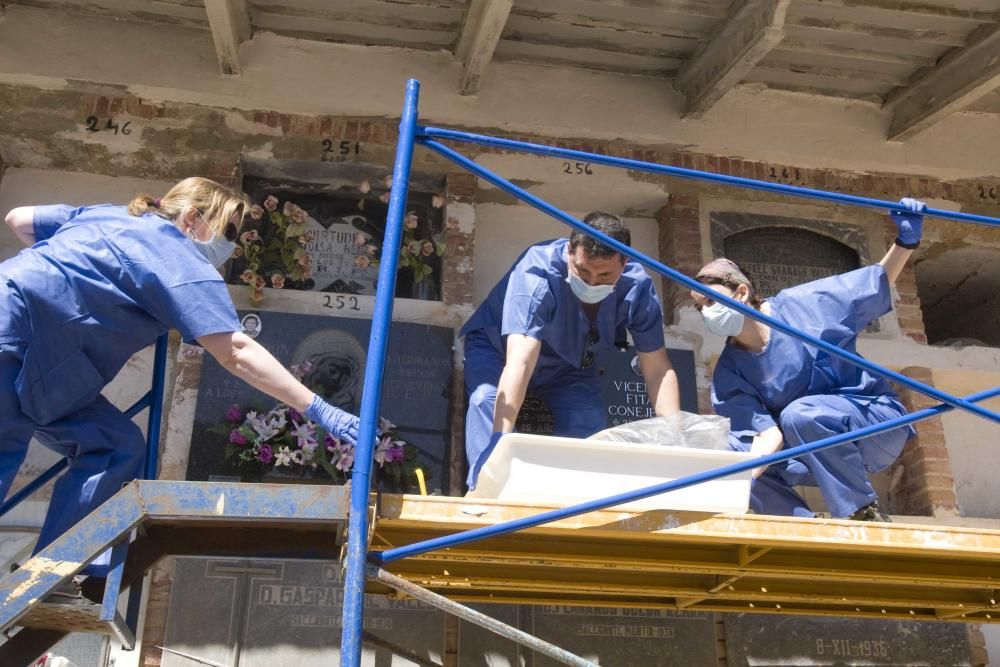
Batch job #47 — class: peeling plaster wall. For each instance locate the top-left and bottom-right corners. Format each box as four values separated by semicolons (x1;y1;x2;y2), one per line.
932;369;1000;519
0;5;999;181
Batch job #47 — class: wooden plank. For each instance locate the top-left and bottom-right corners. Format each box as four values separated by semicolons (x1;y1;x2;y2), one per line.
674;0;792;117
456;0;513;95
204;0;251;75
885;23;1000;140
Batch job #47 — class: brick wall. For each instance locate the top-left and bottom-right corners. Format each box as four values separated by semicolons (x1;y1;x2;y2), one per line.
888;367;961;517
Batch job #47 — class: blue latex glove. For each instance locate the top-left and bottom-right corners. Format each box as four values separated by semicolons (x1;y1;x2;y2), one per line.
305;394;360;445
890;197;926;246
469;432;506;491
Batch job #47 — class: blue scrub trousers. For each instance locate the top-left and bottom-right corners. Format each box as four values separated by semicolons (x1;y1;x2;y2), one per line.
0;343;146;555
732;395;911;518
463;332;605;489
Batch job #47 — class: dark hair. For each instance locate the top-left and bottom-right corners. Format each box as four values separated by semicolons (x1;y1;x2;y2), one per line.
569;211;631;259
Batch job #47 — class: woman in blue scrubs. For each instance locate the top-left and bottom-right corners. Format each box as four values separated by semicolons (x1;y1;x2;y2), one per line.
461;212;680;489
691;198;926;522
1;177;360;561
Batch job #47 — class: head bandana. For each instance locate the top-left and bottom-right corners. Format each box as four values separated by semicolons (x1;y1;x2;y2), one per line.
695;258;752;289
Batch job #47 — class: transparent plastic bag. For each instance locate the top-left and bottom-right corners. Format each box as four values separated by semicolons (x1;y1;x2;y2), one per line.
587;411;731;451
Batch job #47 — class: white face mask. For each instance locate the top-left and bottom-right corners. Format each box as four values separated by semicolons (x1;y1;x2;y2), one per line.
701;301;745;337
192;234;237;267
566;271;615;304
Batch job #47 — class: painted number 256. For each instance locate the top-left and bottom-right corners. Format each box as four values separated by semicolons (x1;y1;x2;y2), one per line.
562;161;593;175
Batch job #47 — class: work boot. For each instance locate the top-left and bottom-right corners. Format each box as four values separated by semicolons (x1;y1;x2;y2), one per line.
848;499;892;523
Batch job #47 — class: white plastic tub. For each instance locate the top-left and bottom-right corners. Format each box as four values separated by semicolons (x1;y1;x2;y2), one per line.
467;433;755;514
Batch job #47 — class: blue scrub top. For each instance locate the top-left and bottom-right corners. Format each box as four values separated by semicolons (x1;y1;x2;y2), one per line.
0;204;241;424
711;265;901;435
460;239;665;382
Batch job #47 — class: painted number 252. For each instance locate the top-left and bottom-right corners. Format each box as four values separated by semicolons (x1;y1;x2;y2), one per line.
322;294;361;311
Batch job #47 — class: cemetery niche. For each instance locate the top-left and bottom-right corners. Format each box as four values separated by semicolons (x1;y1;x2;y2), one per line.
186;310;454;494
228;169;446;303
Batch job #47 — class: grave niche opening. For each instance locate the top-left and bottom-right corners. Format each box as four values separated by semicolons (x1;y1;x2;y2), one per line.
721;226;860;299
228;174;446;301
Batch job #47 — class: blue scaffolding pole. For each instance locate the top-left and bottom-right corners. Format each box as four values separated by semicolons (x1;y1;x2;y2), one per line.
338;79;1000;666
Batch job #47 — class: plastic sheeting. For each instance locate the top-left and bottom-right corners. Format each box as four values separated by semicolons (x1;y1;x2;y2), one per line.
588;412;731;451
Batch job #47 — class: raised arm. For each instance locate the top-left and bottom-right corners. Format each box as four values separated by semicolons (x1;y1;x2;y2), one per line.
880;197;925;284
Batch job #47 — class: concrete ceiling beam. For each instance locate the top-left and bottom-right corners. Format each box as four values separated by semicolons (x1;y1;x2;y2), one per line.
674;0;791;118
204;0;252;76
885;23;1000;141
455;0;514;96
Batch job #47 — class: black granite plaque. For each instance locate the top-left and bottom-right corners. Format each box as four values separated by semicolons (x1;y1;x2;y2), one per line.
163;558;445;667
724;614;972;666
531;605;717;666
515;347;698;434
186;311;453;493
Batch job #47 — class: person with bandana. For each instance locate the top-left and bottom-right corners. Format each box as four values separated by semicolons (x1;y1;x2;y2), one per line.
690;197;927;522
0;177;361;576
460;211;680;490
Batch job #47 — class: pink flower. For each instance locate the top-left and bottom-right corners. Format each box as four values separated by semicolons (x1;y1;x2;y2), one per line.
291;207;307;224
405;212;418;230
421;241;434;257
407;240;422;256
251;288;264;304
231;245;243;258
366;244;378;256
383;175;393;188
432;195;445;209
297;254;310;267
336;448;355;472
229;429;249;445
355;255;371;269
226;405;244;423
258;444;274;464
288;407;303;423
359;179;371;194
270;274;285;289
255;276;266;289
240;270;256;285
353;232;368;246
386;446;406;463
263;196;279;212
249;205;264;220
240;229;260;244
379;192;391;204
299;231;315;245
283;201;295;216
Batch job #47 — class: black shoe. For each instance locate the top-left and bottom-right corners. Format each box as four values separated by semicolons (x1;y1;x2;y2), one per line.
849;500;892;523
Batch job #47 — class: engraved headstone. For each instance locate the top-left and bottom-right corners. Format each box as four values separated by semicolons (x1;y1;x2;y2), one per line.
186;311;453;492
531;605;717;666
515;347;698;434
724;614;972;666
709;212;864;300
457;604;523;667
163;558;445;667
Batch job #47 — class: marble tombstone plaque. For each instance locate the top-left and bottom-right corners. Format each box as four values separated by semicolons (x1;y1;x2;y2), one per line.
724;614;972;666
231;177;444;297
710;212;863;300
515;347;698;434
163;558;444;667
186;310;454;493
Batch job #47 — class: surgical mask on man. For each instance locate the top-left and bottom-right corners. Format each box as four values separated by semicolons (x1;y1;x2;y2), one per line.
192;234;237;267
566;271;615;304
701;301;745;337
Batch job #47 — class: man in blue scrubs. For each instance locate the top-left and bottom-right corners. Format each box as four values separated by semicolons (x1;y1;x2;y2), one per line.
691;198;926;521
461;212;680;489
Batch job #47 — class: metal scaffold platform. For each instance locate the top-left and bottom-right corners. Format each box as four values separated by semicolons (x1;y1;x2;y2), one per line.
370;494;1000;623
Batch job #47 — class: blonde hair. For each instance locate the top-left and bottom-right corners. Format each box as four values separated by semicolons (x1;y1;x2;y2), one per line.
128;177;249;238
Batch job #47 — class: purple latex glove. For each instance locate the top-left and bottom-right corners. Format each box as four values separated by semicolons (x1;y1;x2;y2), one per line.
890;197;926;246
